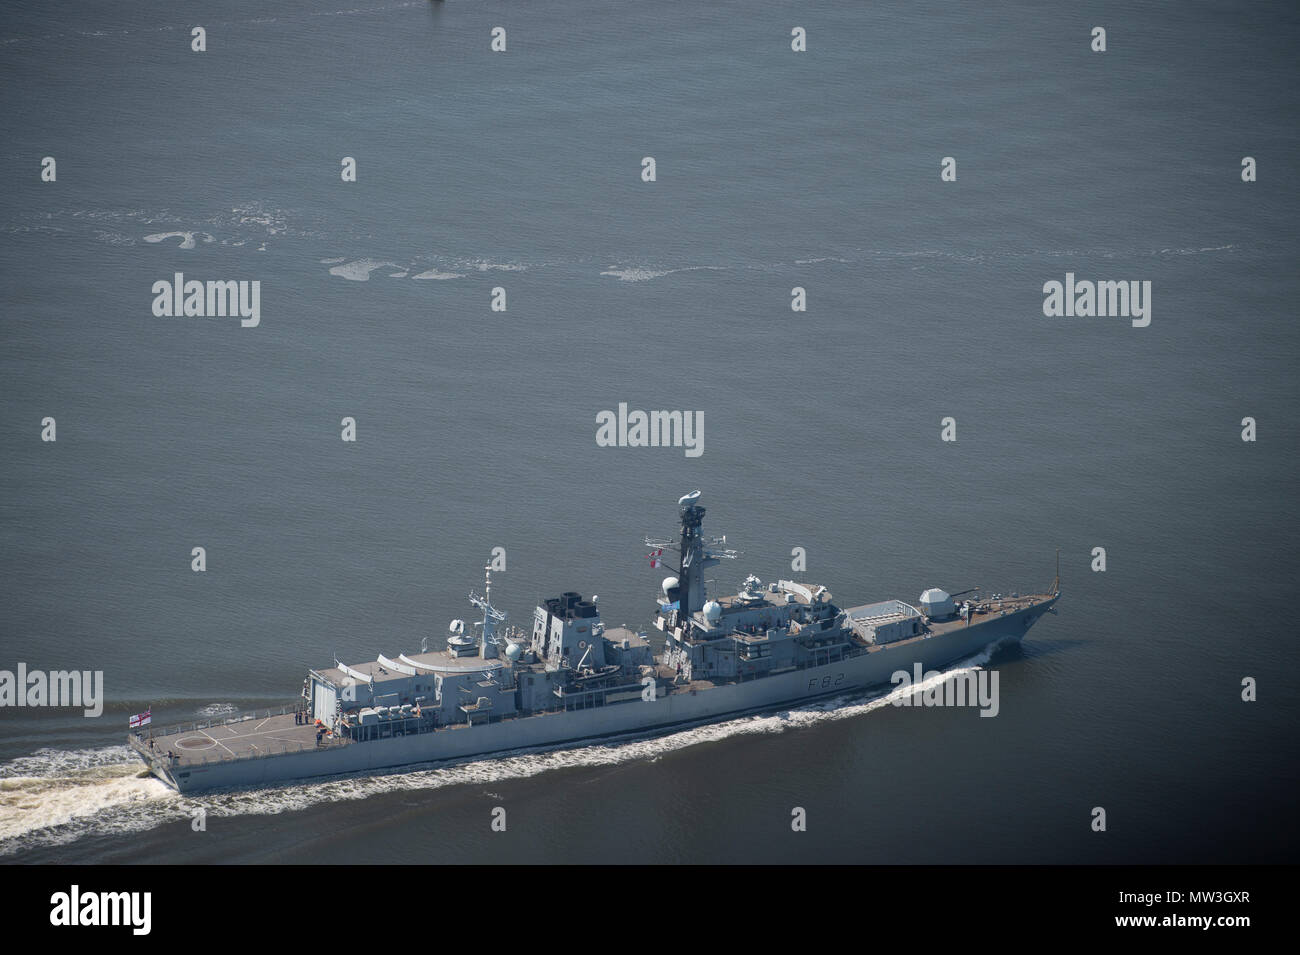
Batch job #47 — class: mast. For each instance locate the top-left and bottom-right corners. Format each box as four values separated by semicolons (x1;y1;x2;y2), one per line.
469;562;506;659
645;491;737;628
677;491;707;619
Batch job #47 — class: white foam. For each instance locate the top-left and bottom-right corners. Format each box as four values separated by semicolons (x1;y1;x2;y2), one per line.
601;267;673;282
469;261;528;272
601;265;726;282
411;269;465;280
0;746;176;853
143;231;196;250
329;258;398;281
196;702;238;718
95;231;136;246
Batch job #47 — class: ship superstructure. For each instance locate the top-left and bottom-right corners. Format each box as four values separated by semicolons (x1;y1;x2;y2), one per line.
130;492;1059;792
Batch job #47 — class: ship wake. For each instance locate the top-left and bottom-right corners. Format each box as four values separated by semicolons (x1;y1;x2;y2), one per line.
0;746;177;855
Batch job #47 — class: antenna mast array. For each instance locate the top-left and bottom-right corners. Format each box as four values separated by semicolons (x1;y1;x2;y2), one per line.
468;563;508;658
644;491;739;624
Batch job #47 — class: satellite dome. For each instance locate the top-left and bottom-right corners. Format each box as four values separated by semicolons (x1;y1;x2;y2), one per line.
703;600;723;624
504;642;523;662
662;576;680;595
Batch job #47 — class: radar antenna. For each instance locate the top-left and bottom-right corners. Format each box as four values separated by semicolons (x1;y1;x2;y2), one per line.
704;534;740;563
468;562;508;659
643;534;740;573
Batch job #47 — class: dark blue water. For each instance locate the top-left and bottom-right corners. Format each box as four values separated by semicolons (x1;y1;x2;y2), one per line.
2;0;1297;863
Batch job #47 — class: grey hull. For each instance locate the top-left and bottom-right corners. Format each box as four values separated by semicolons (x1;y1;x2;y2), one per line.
158;603;1046;793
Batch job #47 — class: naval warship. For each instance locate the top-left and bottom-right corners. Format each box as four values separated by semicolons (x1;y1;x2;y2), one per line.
130;492;1059;792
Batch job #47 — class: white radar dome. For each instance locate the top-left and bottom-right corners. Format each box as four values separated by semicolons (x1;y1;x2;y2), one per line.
662;576;680;595
703;600;723;624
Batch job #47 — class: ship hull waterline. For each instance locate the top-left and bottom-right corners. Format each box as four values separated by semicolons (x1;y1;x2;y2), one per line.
135;599;1053;794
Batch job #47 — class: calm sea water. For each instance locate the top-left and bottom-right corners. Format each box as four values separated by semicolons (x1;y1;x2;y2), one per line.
1;0;1298;863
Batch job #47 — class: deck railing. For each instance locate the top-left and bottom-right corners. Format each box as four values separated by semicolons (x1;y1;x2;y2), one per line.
129;716;349;769
136;702;303;741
